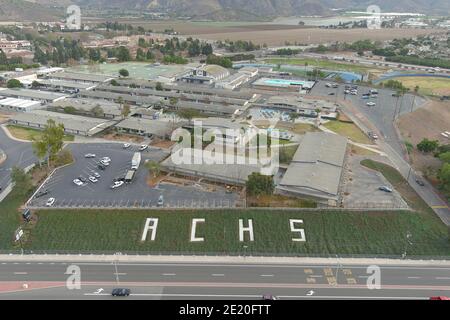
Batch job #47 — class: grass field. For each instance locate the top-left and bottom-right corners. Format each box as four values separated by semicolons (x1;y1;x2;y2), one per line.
9;208;447;256
381;76;450;96
323;121;372;144
7;125;74;142
361;159;432;214
0;189;28;251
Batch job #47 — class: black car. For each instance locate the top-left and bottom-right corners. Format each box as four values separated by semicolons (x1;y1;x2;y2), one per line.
111;288;130;297
78;176;87;183
416;179;425;186
35;189;50;198
97;163;106;170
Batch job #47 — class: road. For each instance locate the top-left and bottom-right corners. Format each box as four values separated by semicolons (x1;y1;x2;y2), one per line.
0;126;35;192
0;259;449;300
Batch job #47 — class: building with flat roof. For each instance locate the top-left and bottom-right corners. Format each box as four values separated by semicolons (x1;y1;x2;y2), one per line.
50;99;124;119
10;110;115;136
48;71;114;84
180;65;230;85
115;117;183;139
162;148;277;185
0;88;66;103
0;97;43;112
276;132;348;205
37;79;97;92
78;89;163;106
253;77;316;92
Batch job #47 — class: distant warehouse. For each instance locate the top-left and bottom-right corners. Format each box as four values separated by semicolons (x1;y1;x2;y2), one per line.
10;110;115;136
115;117;184;139
252;77;316;92
276;132;348;206
47;71;114;84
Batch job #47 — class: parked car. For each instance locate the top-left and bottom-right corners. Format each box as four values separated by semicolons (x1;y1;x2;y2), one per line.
97;163;106;170
110;181;124;189
139;145;148;151
101;157;111;162
415;179;425;186
46;197;56;207
84;153;96;158
157;195;164;207
91;171;101;178
123;143;131;149
111;288;130;297
35;189;50;198
366;102;376;107
89;176;98;183
73;179;83;186
379;186;393;193
100;159;110;166
78;176;87;183
328;92;335;95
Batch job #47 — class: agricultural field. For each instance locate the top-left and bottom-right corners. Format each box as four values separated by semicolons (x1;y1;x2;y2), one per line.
382;76;450;96
188;27;443;46
6;125;74;142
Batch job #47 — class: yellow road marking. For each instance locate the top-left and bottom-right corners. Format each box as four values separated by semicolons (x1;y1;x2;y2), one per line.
431;206;449;209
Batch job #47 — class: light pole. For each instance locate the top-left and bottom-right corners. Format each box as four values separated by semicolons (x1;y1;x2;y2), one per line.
243;245;248;258
402;231;413;259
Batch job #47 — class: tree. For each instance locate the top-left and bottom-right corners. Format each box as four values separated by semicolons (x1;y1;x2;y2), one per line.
116;46;131;62
246;173;274;197
439;152;450;163
31;119;65;169
91;105;104;118
145;160;161;178
11;166;33;195
417;138;439;153
7;79;22;88
121;103;131;119
31;80;42;89
119;69;129;77
438;163;450;191
63;106;77;114
176;108;200;124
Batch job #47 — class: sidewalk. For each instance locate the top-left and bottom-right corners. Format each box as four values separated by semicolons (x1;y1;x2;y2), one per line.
0;254;449;266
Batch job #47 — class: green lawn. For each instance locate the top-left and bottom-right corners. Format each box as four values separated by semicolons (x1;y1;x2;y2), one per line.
0;189;29;251
7;125;74;142
323;120;372;144
6;208;447;256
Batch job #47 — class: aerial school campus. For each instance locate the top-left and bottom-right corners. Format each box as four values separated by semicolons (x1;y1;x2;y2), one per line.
0;1;449;300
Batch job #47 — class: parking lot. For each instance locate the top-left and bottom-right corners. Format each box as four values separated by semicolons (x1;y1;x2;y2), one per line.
310;80;426;156
28;143;239;209
342;154;408;209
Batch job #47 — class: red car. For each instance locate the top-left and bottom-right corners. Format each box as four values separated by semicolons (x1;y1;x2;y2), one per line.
430;296;450;300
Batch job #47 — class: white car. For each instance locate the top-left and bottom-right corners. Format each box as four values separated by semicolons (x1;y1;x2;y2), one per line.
46;197;55;207
157;195;164;207
101;157;111;162
325;83;332;88
100;159;110;166
73;179;83;186
366;102;376;107
110;181;124;189
139;145;148;151
84;153;96;158
89;176;98;183
91;171;101;178
123;143;131;149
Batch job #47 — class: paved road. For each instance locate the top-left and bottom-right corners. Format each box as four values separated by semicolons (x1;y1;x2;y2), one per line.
0;126;35;191
0;260;449;300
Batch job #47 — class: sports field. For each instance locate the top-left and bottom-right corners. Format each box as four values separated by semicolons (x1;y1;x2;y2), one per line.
68;62;188;80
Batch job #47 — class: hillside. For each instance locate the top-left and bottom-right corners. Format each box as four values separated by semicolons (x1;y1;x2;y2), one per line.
0;0;62;21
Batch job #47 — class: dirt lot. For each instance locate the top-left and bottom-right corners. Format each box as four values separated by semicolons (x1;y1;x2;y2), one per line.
188;28;444;46
398;100;450;172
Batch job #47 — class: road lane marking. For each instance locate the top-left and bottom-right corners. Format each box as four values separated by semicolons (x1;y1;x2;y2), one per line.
83;293;427;300
162;273;176;276
435;277;450;280
114;273;127;276
309;275;323;278
13;272;28;275
260;274;274;277
431;206;449;209
407;277;421;279
212;274;224;277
